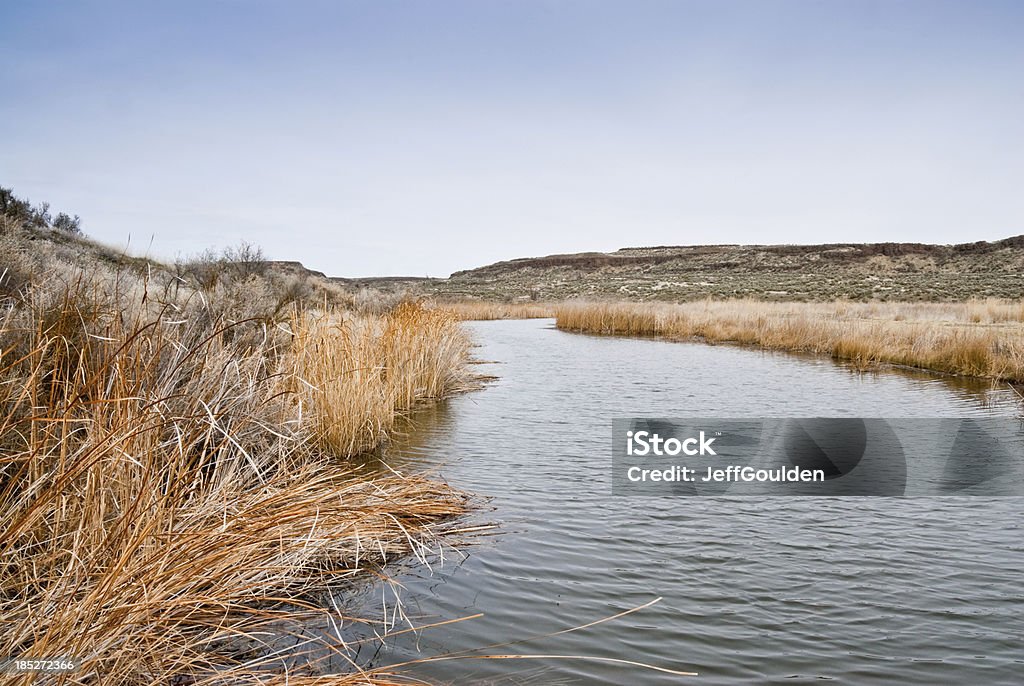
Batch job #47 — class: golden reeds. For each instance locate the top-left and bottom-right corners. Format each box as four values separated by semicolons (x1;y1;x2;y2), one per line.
0;260;474;684
554;299;1024;381
287;303;472;455
436;301;555;321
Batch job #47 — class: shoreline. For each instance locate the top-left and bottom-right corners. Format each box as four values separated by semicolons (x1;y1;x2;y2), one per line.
0;220;480;684
551;300;1024;384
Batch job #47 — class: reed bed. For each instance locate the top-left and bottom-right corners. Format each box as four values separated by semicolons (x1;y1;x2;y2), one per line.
288;303;472;455
0;254;474;684
555;300;1024;381
437;301;555;321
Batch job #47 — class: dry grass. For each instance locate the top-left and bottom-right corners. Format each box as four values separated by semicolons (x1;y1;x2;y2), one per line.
0;247;475;683
555;299;1024;381
287;303;472;456
436;301;555;321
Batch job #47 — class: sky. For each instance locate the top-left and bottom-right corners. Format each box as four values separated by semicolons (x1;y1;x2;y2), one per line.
2;1;1023;277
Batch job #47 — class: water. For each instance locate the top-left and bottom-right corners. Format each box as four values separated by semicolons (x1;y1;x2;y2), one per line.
349;320;1024;684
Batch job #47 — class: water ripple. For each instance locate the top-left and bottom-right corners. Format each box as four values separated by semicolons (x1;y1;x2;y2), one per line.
364;320;1024;685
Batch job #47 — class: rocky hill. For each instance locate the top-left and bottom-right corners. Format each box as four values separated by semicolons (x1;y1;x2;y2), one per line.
411;236;1024;302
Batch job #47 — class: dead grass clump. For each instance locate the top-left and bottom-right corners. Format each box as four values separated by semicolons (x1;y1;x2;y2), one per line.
555;302;660;336
554;300;1024;381
286;302;472;456
1;254;474;683
438;301;556;320
382;302;473;408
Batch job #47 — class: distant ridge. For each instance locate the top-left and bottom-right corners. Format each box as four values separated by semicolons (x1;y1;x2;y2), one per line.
452;236;1024;279
419;235;1024;301
272;237;1024;302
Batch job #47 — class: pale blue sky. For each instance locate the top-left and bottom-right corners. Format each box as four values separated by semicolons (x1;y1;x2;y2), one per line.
2;1;1023;276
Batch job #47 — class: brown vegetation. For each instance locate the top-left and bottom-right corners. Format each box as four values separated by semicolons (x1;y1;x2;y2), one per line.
554;300;1024;382
288;303;473;455
438;301;556;320
0;221;474;683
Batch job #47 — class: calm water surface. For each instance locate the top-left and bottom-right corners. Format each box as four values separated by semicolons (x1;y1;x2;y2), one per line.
348;320;1023;684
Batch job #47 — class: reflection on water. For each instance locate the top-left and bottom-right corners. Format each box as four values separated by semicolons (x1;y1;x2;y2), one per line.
340;320;1023;685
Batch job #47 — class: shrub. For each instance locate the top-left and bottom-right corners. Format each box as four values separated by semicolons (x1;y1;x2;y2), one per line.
0;187;33;222
52;211;82;234
1;187;85;236
222;240;268;279
180;241;268;289
30;200;51;227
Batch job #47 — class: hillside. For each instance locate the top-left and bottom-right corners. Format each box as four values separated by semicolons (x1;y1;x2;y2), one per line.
410;237;1024;302
5;184;1022;304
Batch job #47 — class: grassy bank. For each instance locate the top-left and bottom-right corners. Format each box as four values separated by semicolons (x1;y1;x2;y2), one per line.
555;300;1024;382
1;220;474;683
439;301;555;320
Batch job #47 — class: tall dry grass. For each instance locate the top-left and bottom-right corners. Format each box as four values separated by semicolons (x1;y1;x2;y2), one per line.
555;300;1024;381
288;303;472;456
438;301;555;321
0;250;474;683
